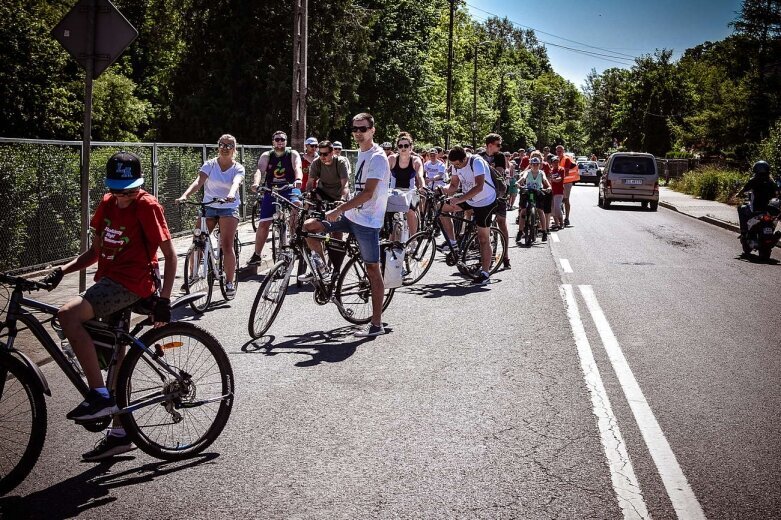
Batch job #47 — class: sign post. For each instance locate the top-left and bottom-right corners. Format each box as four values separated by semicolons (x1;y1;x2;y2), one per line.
51;0;138;291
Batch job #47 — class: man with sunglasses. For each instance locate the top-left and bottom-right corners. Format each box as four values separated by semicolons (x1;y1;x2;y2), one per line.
381;142;394;157
248;131;303;265
40;151;176;460
332;141;352;177
303;113;391;337
479;133;511;269
306;140;349;203
302;136;319;191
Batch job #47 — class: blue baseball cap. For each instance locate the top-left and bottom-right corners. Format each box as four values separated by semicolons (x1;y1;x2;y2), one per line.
105;151;143;190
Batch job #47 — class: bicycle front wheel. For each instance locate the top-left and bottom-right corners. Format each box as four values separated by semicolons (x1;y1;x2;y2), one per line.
116;323;234;461
0;353;47;496
184;243;214;313
461;226;506;276
403;232;435;286
248;260;291;338
335;256;394;325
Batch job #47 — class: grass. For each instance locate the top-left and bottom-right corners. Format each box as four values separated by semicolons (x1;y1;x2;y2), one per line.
669;166;749;205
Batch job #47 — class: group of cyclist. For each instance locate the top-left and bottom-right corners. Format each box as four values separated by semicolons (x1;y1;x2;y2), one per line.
37;111;581;462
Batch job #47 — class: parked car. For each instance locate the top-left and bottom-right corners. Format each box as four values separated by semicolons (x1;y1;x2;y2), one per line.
576;156;589;163
598;152;659;210
577;161;600;185
597;158;606;173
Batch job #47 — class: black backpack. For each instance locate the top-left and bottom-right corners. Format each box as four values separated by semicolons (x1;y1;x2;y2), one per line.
470;155;507;198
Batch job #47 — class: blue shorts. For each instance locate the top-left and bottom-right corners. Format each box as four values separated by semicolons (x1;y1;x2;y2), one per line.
259;188;301;222
205;206;240;220
322;217;380;264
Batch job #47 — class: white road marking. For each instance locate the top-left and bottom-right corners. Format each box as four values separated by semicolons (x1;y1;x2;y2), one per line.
561;285;651;520
560;258;573;273
579;285;706;520
551;233;560;242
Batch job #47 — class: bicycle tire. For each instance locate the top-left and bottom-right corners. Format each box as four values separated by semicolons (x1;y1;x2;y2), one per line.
218;231;241;301
402;232;436;286
251;201;260;232
247;260;291;338
460;227;506;276
116;323;234;461
0;353;47;496
335;255;394;325
183;243;214;313
271;220;288;264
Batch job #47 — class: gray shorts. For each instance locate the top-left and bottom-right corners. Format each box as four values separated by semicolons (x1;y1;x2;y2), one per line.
82;278;141;319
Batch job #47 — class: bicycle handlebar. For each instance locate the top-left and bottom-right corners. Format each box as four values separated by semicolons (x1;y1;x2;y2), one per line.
179;197;228;207
0;272;52;292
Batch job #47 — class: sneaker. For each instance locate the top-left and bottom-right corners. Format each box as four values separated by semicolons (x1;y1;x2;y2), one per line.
471;271;490;285
247;252;262;266
82;433;136;461
297;271;314;282
355;324;386;337
66;390;118;421
225;282;236;298
503;257;511;269
564;218;570;227
542;231;548;242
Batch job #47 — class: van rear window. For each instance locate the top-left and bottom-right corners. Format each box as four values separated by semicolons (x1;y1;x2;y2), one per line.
611;157;656;175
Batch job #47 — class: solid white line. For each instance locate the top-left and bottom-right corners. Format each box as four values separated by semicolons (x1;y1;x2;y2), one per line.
560;285;650;520
579;285;706;520
551;233;560;242
560;258;573;273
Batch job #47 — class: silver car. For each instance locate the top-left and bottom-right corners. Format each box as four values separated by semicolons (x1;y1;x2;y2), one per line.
598;152;660;210
577;161;600;185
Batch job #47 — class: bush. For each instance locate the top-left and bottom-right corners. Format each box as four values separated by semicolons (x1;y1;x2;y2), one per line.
669;166;749;204
665;151;693;159
757;119;781;177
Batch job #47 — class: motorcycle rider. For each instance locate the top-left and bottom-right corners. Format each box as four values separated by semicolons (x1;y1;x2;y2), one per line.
737;161;779;235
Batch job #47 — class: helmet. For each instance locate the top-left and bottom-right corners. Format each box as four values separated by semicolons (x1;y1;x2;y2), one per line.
767;198;781;217
752;160;770;176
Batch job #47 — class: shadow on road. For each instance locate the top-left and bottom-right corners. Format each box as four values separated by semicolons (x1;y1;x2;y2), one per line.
736;252;780;265
240;325;383;367
400;279;495;298
0;453;219;519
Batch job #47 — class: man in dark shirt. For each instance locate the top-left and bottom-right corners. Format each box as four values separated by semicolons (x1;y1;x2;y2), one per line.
479;133;510;268
738;160;778;233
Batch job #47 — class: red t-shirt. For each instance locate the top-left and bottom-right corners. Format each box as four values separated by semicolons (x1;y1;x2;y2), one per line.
91;190;172;298
550;166;565;195
519;156;529;170
301;155;312;189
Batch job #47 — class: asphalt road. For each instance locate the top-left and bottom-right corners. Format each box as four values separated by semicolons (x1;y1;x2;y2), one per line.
2;185;779;519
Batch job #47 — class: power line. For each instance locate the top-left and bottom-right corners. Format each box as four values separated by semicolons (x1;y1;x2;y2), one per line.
466;3;640;61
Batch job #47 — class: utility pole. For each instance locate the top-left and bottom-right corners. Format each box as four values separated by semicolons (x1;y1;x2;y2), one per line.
79;0;96;293
445;0;455;149
291;0;308;151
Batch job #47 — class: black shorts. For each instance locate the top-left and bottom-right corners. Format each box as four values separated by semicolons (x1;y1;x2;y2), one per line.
520;192;544;210
494;197;507;218
458;200;497;228
542;192;552;214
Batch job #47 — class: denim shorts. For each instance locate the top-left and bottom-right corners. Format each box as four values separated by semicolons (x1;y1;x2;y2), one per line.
259;188;301;222
322;217;380;264
205;206;240;220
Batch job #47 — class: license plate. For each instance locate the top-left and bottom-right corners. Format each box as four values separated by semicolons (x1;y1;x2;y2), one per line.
624;179;642;185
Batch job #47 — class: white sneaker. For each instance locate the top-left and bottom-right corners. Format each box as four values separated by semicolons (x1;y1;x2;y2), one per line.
297;272;314;282
225;282;236;298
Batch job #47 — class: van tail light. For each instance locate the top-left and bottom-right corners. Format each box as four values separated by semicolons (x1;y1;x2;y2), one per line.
654;181;659;192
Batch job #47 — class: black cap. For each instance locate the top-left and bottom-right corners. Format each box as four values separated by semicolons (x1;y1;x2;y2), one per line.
105;151;143;190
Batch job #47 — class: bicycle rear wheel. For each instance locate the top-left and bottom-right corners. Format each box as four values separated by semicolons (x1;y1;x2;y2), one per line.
335;256;394;325
403;232;435;286
116;323;234;461
184;243;214;312
251;201;260;232
248;260;291;338
460;227;506;276
0;353;47;496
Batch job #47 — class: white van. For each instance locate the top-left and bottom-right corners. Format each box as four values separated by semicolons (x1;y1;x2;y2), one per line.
598;152;659;210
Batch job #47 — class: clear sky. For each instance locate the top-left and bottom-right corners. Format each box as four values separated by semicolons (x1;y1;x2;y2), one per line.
466;0;743;89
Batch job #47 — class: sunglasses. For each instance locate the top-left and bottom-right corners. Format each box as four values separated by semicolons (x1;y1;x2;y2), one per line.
110;188;140;196
218;142;235;150
319;150;332;156
351;126;371;133
306;144;317;147
273;137;287;142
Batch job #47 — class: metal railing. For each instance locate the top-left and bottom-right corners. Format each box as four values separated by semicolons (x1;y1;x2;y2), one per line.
0;137;358;273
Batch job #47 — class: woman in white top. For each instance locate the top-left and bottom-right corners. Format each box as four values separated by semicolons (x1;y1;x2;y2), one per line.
518;154;552;241
177;134;245;296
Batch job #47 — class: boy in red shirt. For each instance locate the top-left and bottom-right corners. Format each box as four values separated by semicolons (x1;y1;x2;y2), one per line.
549;156;566;230
42;151;177;460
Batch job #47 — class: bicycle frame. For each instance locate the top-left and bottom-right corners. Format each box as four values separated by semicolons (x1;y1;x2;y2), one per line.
188;206;223;282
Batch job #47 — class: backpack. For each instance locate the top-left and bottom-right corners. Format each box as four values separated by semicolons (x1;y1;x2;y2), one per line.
470;155;507;198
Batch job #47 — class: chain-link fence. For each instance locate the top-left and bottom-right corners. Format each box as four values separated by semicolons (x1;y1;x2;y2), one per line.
0;138;359;273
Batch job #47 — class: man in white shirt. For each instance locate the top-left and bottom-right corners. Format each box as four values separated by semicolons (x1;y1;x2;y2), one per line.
303;113;391;336
440;146;498;285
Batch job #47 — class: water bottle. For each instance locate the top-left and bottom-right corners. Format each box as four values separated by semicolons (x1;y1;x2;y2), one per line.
311;252;330;278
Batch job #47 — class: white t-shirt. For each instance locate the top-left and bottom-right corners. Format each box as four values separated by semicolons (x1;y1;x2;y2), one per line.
424;160;446;187
453;154;496;207
200;158;245;209
345;143;390;229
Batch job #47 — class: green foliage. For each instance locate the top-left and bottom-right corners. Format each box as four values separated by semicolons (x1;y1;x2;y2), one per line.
665;151;694;159
756;118;781;177
670;167;750;203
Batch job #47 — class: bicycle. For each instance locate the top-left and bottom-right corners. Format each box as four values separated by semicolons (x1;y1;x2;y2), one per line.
517;188;544;247
402;187;507;286
248;187;395;338
0;273;234;496
180;199;242;312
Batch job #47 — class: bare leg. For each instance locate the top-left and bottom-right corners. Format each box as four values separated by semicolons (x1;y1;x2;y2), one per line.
254;220;271;256
218;216;238;283
58;297;103;389
365;262;384;327
477;227;492;272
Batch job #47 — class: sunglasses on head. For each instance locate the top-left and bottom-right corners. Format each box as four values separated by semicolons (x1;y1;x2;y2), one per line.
110;188;139;196
351;126;371;133
397;143;411;149
218;142;235;150
273;137;287;142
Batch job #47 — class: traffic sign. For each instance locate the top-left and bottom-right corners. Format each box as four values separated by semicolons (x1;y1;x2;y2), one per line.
51;0;138;78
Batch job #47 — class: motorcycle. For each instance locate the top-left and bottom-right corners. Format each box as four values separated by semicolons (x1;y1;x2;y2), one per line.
739;197;781;260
